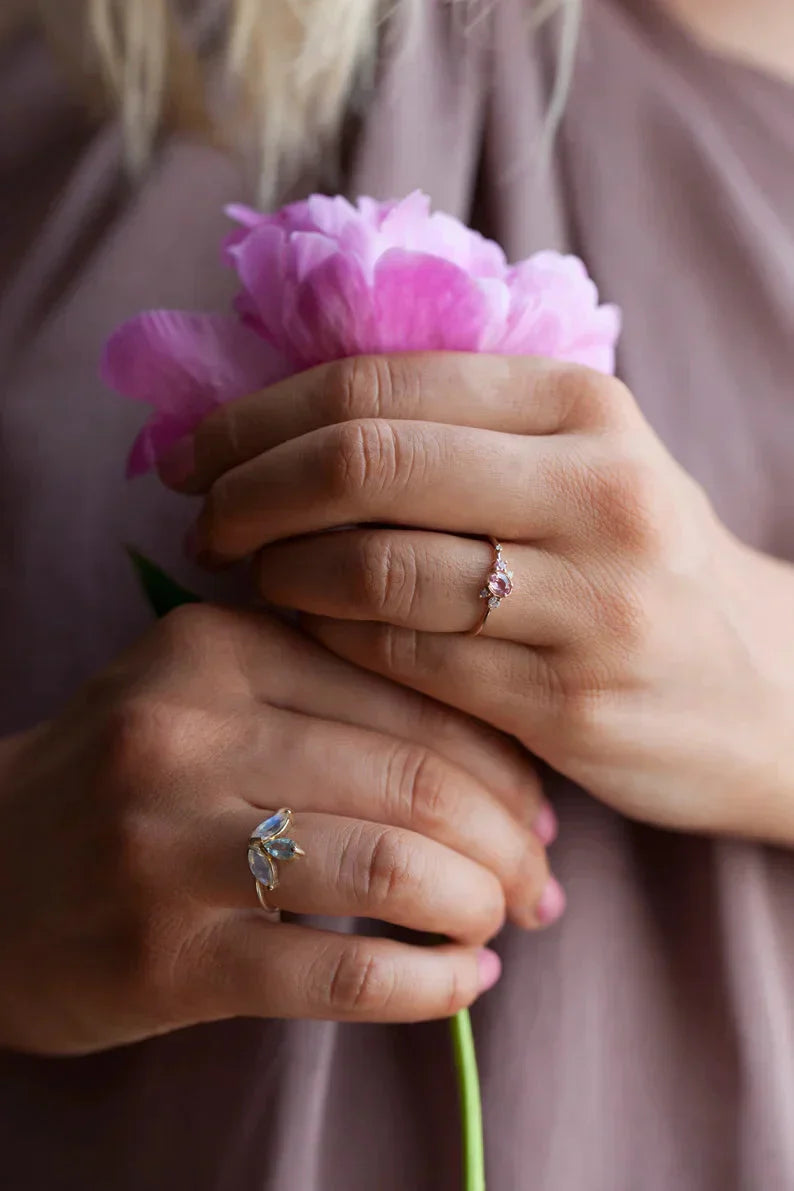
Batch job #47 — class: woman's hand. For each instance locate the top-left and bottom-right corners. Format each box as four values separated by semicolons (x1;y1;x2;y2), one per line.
167;353;794;844
0;605;558;1056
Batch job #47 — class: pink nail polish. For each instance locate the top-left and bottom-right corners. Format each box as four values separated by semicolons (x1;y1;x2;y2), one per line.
476;948;502;993
532;803;559;847
536;876;566;927
158;436;195;487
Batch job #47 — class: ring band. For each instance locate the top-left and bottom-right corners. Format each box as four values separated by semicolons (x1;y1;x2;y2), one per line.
248;808;305;915
470;537;514;636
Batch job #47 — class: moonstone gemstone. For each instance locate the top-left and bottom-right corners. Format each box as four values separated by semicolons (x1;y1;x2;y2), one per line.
487;571;512;599
252;810;290;840
264;837;298;861
248;846;276;887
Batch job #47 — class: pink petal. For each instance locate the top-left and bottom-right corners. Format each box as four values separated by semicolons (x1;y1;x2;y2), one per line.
101;311;290;475
306;194;360;238
228;224;291;348
126;411;208;479
356;196;401;228
290;232;339;283
290;254;376;366
371;250;491;353
378;191;433;243
224;202;265;229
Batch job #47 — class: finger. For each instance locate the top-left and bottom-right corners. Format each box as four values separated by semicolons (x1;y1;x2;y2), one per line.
205;811;510;944
196;710;551;927
168;605;548;828
192;421;574;564
160;354;637;493
256;528;580;644
200;917;501;1023
303;615;557;755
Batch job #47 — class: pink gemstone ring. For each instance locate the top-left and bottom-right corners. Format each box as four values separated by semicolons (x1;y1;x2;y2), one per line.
470;537;514;636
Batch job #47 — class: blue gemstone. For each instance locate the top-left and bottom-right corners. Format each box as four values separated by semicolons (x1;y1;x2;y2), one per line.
252;811;289;840
248;846;276;887
264;837;297;861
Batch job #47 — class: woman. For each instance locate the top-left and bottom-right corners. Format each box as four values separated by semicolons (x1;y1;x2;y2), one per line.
0;0;792;1187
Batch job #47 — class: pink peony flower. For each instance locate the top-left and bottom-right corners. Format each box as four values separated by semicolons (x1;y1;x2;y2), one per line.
102;191;621;477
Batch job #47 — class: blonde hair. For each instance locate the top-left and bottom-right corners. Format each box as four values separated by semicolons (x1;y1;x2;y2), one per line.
32;0;579;201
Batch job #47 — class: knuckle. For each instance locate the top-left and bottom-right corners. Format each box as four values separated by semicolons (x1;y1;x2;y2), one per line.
323;944;398;1016
327;419;399;501
554;368;637;430
352;532;418;620
387;742;455;829
326;355;394;422
371;623;421;680
574;448;668;556
101;693;215;797
356;826;415;907
581;372;636;427
474;875;508;940
156;602;228;655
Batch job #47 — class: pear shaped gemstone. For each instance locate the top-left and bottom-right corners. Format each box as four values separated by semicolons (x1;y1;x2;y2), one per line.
264;837;299;861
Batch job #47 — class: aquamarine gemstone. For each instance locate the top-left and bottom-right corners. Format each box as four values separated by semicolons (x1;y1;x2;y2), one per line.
264;837;297;861
252;811;289;840
248;846;276;887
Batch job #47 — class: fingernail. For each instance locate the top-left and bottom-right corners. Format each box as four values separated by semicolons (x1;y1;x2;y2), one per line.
476;947;502;993
536;876;566;927
532;803;559;847
158;436;195;487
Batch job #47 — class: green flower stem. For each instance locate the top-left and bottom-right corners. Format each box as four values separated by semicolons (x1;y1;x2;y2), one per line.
450;1007;486;1191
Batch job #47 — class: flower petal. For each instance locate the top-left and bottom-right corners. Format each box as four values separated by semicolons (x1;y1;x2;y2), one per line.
101;311;290;474
228;224;291;345
371;250;491;352
290;253;377;366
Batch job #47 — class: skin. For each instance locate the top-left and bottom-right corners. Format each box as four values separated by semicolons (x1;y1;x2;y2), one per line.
0;604;558;1056
662;0;794;83
165;353;794;846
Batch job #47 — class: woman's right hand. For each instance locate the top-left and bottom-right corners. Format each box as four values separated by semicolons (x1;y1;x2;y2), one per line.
0;605;560;1057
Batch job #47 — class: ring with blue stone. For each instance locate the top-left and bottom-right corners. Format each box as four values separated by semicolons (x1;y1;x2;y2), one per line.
248;808;305;913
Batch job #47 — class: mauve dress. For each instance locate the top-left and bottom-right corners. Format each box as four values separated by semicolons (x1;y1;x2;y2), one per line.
1;1;793;1188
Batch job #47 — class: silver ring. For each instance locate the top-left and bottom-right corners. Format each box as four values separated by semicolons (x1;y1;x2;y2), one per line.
248;808;305;916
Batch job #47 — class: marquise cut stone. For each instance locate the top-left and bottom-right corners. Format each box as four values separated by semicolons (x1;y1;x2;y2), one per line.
248;845;276;887
252;810;290;840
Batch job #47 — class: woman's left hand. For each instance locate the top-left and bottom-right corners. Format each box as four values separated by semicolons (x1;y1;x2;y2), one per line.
165;354;794;843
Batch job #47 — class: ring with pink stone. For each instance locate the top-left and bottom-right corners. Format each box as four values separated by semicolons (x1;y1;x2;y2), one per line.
469;537;514;637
